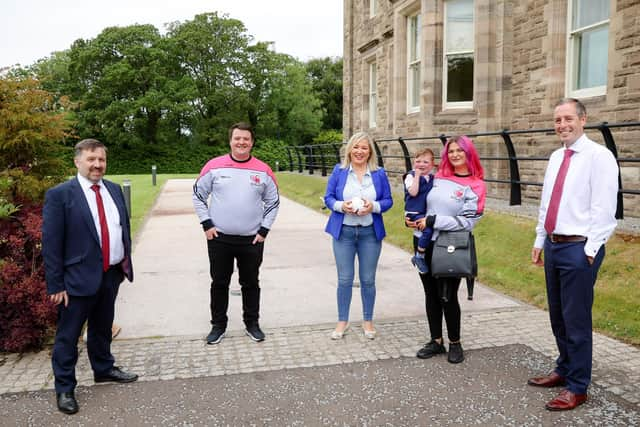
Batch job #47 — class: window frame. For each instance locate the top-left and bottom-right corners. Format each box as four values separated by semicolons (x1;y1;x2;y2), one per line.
566;0;609;98
442;0;475;110
407;12;422;114
369;62;377;128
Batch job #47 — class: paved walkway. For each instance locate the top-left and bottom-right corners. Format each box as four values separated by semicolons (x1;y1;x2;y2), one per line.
1;179;639;424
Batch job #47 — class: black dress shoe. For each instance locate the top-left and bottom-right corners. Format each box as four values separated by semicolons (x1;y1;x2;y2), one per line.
94;366;138;383
56;391;79;414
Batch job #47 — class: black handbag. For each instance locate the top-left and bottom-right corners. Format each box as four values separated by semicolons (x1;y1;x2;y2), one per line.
430;230;478;279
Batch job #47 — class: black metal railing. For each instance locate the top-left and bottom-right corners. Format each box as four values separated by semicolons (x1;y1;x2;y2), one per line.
284;143;343;176
284;121;640;219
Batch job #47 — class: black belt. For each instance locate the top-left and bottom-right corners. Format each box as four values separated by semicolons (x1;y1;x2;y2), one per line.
549;234;587;243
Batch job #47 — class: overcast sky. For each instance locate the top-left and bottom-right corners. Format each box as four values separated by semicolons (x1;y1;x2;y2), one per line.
1;0;343;68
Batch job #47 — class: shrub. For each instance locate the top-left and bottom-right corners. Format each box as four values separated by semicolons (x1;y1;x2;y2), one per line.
0;200;56;352
253;138;289;172
312;129;343;144
94;141;226;175
88;139;289;175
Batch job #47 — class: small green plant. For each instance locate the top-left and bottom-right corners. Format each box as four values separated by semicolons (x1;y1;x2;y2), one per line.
0;198;20;219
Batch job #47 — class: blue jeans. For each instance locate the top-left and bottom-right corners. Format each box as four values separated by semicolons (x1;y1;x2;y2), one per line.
332;225;382;322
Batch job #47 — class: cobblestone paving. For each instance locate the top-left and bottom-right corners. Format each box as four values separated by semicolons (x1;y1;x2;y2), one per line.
2;306;639;408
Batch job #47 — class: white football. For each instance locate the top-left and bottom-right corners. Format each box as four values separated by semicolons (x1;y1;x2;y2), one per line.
351;196;364;211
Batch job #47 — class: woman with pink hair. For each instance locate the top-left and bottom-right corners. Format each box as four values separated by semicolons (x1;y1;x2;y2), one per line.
406;135;486;364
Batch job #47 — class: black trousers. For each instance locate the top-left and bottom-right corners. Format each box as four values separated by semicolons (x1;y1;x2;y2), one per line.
207;235;264;328
52;266;124;392
414;236;462;342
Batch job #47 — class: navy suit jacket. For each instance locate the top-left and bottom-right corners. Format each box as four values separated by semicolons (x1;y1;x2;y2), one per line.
42;177;133;296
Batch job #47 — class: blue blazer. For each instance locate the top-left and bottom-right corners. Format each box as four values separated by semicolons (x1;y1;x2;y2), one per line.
42;177;133;296
324;164;393;241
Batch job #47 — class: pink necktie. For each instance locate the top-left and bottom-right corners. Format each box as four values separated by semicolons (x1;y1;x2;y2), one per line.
544;149;574;235
91;184;110;272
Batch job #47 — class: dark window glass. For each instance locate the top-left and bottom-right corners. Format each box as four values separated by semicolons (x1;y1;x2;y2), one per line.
447;55;473;102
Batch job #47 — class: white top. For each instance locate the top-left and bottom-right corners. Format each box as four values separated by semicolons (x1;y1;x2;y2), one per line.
333;166;380;226
534;133;618;257
77;174;125;265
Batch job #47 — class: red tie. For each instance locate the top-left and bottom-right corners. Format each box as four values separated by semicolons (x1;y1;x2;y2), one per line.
544;149;574;235
91;184;110;272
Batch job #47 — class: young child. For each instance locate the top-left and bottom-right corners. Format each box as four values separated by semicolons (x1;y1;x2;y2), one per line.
404;149;435;274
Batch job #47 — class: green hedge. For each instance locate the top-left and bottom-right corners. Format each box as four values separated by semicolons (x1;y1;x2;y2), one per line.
60;139;291;174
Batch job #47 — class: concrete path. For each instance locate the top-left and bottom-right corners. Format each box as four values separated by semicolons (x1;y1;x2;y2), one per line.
1;178;639;425
115;179;518;338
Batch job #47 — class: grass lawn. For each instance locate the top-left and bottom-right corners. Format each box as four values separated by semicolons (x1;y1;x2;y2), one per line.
275;172;640;346
108;174;195;238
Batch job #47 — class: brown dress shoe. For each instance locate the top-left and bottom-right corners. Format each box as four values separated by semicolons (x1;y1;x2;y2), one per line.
527;371;566;387
545;389;587;411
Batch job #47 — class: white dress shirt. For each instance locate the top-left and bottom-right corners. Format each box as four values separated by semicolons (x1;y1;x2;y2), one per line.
534;133;618;257
77;174;125;266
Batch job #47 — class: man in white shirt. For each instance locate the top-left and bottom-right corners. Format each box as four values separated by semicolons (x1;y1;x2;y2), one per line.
529;98;619;411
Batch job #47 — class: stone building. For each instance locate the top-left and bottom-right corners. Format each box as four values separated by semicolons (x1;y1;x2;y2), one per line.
343;0;640;216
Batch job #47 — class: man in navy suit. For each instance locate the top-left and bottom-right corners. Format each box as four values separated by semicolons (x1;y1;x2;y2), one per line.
42;139;138;415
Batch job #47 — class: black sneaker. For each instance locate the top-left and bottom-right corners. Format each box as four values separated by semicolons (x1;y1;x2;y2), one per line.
245;324;265;342
416;340;446;359
448;342;464;364
206;326;226;344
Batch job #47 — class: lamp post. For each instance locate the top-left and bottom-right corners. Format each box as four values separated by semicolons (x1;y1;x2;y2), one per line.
122;179;131;218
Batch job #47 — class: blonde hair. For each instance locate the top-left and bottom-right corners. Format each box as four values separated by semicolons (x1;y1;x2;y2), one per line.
341;132;379;171
414;148;435;161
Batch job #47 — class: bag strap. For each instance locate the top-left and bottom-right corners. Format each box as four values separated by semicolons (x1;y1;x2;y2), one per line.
452;217;475;237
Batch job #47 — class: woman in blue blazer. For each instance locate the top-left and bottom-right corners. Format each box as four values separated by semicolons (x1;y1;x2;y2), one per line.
324;132;393;340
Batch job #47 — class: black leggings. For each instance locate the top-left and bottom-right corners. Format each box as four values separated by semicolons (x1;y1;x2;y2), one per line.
414;236;461;342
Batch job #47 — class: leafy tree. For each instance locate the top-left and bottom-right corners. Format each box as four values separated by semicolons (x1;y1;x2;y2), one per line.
166;12;252;145
242;41;281;130
0;77;73;177
237;45;324;145
36;25;177;147
306;57;343;131
256;58;323;145
30;12;329;152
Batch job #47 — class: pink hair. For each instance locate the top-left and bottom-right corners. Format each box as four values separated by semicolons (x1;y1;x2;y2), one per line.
437;135;484;179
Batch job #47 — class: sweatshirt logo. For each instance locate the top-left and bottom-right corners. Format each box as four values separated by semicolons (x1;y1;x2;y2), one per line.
250;174;261;185
451;189;464;201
